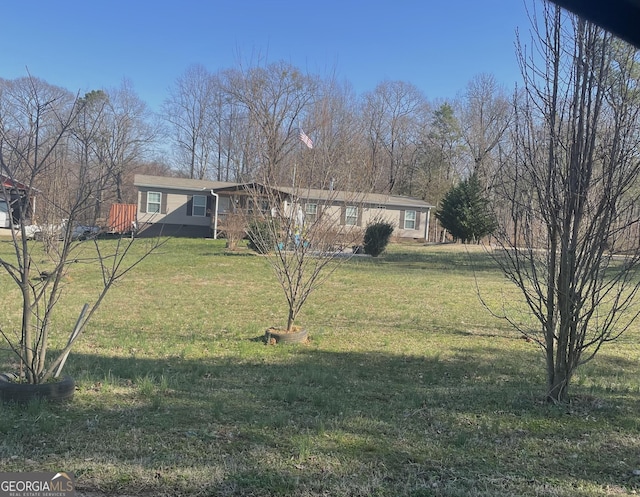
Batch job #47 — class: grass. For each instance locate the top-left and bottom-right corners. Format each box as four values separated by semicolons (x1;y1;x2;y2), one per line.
1;238;640;496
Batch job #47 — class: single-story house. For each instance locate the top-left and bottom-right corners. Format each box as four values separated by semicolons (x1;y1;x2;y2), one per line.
133;174;434;241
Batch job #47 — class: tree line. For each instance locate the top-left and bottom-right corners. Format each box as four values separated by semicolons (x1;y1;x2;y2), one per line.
161;65;511;227
1;6;638;249
0;76;169;226
0;61;513;237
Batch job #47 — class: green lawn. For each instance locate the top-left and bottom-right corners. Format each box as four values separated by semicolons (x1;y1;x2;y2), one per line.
1;239;640;496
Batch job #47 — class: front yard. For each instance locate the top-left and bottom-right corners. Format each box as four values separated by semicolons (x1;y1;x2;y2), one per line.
1;239;639;496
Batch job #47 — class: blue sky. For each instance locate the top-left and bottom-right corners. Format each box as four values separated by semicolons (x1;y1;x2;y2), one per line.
2;1;533;112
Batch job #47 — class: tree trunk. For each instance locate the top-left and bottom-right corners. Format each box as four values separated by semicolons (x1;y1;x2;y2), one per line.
286;308;295;332
547;366;570;403
21;283;34;383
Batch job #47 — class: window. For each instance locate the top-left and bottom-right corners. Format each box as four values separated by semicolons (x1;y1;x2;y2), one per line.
305;203;317;223
404;210;416;230
147;192;161;213
345;206;358;226
192;195;207;217
248;198;270;215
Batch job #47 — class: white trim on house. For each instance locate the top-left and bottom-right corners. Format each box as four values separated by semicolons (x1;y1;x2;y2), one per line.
404;210;417;230
345;206;358;226
146;191;162;214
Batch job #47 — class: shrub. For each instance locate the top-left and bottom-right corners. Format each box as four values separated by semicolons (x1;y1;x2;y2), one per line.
221;212;247;250
363;221;394;257
247;219;277;254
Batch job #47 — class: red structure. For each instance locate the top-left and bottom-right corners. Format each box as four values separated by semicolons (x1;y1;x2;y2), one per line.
108;203;137;234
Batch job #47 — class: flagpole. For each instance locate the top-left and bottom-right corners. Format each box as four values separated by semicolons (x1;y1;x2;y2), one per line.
293;157;297;188
293;124;298;189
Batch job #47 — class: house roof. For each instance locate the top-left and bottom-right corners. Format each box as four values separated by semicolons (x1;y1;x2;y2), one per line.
276;186;433;209
134;174;433;210
1;175;30;192
134;174;239;192
551;0;640;48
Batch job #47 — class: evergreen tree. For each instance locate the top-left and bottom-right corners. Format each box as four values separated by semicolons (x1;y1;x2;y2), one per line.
435;173;496;243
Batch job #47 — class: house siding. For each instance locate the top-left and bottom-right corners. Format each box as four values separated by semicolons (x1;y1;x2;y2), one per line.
134;175;432;241
135;188;212;237
361;206;428;240
137;189;211;226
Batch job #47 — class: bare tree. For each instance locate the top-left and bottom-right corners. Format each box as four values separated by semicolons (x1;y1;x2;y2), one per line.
361;81;428;194
0;77;76;230
457;73;512;188
298;77;362;189
245;119;366;332
102;80;157;203
71;90;111;224
245;173;365;333
220;61;318;183
0;75;162;385
491;3;640;403
207;73;248;182
163;65;217;180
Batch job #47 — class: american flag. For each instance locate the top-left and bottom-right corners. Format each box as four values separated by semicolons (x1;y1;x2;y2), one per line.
299;128;313;149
